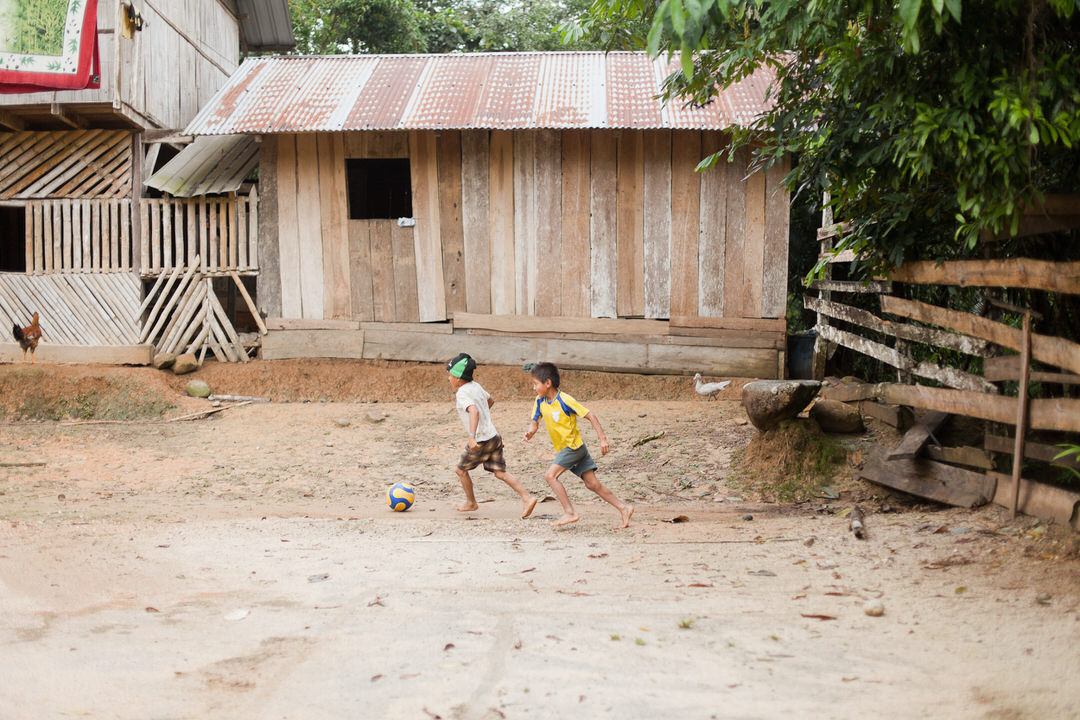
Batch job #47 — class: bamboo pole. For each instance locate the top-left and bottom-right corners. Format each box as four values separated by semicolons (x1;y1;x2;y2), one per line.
141;257;201;345
229;270;266;334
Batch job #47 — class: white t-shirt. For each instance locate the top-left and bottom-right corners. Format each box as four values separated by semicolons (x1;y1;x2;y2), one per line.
455;381;497;442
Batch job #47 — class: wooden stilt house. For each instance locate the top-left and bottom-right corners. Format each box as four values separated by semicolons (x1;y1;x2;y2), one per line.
0;0;292;364
181;51;791;376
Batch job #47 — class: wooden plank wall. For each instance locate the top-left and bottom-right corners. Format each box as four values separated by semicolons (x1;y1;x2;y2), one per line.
122;0;239;130
271;129;790;329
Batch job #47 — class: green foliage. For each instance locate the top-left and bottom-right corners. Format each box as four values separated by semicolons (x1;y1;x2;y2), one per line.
290;0;426;53
1;0;68;55
575;0;1080;275
1053;444;1080;483
289;0;604;54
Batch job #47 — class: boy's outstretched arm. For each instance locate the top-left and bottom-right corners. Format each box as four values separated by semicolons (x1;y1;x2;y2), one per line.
523;419;539;442
466;405;480;448
584;411;610;455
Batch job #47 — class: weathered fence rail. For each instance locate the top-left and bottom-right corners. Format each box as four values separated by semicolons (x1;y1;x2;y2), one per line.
807;224;1080;526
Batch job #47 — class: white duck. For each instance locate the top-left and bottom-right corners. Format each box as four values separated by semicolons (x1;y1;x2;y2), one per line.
694;373;731;395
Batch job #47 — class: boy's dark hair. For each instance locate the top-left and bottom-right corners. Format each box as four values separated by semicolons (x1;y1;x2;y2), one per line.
529;362;560;388
446;352;476;382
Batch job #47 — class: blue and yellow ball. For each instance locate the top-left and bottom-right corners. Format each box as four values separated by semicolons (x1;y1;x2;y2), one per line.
386;482;415;512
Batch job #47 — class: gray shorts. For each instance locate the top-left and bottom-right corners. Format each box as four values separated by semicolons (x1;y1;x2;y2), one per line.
553;444;597;477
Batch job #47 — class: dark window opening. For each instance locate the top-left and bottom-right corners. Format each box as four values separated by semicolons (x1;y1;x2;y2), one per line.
346;158;412;220
0;206;27;272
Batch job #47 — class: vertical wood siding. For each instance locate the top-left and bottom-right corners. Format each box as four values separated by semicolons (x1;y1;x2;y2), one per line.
270;129;790;327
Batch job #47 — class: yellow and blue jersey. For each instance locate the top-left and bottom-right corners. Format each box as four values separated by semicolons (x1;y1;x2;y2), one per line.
532;391;589;452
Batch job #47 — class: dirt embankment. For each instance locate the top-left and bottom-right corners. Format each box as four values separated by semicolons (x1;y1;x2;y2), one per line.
0;359;748;420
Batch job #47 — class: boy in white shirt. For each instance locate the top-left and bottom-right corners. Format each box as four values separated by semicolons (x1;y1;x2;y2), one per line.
447;353;537;519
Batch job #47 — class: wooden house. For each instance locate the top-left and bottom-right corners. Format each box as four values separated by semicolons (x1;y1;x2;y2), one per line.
0;0;292;364
182;52;792;377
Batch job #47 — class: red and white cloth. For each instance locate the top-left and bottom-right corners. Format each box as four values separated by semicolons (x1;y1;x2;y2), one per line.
0;0;100;93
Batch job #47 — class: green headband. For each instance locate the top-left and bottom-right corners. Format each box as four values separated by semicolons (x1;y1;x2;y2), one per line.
449;357;470;378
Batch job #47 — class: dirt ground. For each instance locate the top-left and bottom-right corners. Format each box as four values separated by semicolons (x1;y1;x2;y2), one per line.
1;360;1079;719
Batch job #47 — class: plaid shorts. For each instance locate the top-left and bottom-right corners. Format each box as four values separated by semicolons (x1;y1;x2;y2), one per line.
457;435;507;473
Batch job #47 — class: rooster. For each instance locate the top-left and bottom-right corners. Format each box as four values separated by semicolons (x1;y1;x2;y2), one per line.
12;312;41;363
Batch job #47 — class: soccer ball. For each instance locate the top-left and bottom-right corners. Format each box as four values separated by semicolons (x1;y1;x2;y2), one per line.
386;482;415;512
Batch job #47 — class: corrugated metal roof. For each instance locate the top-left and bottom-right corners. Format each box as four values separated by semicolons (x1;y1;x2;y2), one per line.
236;0;295;51
184;52;776;136
145;135;259;197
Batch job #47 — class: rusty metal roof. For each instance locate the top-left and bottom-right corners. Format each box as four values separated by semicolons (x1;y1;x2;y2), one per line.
184;52;776;136
145;135;259;197
236;0;295;52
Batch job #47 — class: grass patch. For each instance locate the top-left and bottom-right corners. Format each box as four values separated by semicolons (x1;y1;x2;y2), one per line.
0;371;175;421
729;419;847;502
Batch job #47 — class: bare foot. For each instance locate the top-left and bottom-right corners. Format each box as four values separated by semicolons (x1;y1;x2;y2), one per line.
618;505;634;529
521;496;538;519
551;513;579;527
455;502;479;512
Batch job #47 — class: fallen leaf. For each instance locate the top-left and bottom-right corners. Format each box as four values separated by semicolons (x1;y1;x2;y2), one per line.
144;606;159;613
368;596;385;607
663;515;690;523
520;567;536;573
371;674;383;682
748;570;776;577
800;614;837;621
443;643;455;651
587;553;608;559
688;582;713;588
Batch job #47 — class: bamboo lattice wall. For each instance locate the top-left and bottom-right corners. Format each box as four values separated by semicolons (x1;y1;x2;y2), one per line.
140;190;259;277
25;199;132;274
0;131;133;200
0;273;140;345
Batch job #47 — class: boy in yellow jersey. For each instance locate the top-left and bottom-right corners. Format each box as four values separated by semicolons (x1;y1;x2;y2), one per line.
522;362;633;528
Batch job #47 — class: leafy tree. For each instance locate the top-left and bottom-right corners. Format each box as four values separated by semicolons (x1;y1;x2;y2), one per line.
290;0;427;53
568;0;1080;275
291;0;605;55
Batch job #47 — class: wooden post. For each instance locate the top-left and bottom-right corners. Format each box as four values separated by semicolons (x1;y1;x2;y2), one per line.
811;191;832;379
1010;311;1032;519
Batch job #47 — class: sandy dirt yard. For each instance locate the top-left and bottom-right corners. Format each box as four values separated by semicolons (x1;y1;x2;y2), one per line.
0;361;1078;719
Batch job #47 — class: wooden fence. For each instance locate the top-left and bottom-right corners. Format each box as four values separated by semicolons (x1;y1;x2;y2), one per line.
25;199;132;274
806;232;1080;526
140;189;259;278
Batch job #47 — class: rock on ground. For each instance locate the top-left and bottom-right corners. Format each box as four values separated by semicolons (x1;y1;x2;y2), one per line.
810;398;865;433
172;353;199;375
741;379;821;431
